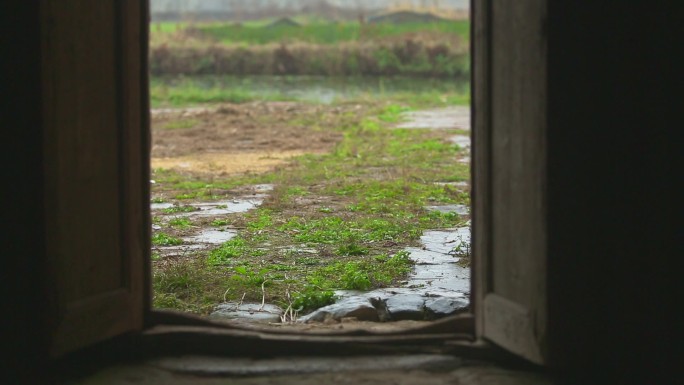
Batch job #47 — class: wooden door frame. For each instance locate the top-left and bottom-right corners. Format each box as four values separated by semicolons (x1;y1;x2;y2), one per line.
136;0;490;355
131;0;529;365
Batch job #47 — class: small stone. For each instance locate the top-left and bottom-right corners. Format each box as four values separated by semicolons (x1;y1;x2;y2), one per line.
298;297;379;323
424;297;469;319
385;294;427;321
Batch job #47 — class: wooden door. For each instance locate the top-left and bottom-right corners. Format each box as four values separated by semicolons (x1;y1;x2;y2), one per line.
472;0;548;364
42;0;149;357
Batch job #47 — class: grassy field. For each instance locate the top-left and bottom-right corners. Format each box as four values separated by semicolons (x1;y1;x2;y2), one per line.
151;95;471;315
149;19;469;77
150;75;470;107
191;20;469;45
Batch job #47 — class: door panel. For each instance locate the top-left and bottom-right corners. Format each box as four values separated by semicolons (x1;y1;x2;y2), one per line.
473;0;548;364
42;0;148;357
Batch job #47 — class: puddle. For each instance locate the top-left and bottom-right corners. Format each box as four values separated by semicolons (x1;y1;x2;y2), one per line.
151;198;265;216
396;107;470;130
252;184;275;192
426;204;469;216
184;229;237;245
151;202;174;210
435;181;469;189
180;197;267;217
449;135;471;149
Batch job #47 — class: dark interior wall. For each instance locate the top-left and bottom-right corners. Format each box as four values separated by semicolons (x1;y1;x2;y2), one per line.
547;2;678;381
1;2;49;382
1;1;679;383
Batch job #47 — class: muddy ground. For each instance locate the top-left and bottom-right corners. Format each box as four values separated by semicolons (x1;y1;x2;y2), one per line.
150;101;471;332
152;102;360;175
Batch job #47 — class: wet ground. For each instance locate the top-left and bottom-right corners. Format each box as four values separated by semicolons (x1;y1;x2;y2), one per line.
151;104;471;328
154;75;470;104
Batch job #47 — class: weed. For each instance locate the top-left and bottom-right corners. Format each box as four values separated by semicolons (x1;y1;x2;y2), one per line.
169;217;192;229
337;242;369;256
450;237;472;267
152;232;183;246
207;237;248;265
291;287;337;312
175;192;201;200
211;219;230;227
162;205;197;214
247;209;273;231
295;257;321;266
232;266;271;287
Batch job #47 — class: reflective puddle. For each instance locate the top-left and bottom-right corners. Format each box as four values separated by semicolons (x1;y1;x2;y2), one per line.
184;229;237;245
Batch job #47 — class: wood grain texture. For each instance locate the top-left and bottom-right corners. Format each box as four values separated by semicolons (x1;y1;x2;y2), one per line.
42;0;147;357
474;0;549;364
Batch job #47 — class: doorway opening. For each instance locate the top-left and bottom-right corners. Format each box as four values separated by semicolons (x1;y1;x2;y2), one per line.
147;0;472;333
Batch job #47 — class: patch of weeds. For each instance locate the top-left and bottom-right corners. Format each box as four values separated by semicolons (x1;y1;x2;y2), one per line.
319;207;333;213
153;292;185;309
151;252;162;261
377;104;411;123
339;263;373;290
307;250;414;291
232;266;271;287
175;192;201;200
168;217;192;229
295;256;321;266
291;286;337;312
284;186;309;198
337;242;369;256
308;261;371;290
211;218;229;227
450;238;471;267
268;263;296;272
207;237;248;265
280;216;355;244
152;258;224;314
151;197;166;203
162;205;197;214
152;232;183;246
247;209;273;231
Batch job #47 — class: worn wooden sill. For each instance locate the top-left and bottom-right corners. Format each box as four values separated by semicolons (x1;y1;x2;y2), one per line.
140;310;517;363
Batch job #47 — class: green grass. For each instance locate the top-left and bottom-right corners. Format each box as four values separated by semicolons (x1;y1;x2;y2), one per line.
162;205;198;214
150;81;295;107
152;232;183;246
151;95;471;315
169;217;192;229
150;76;470;108
195;20;469;45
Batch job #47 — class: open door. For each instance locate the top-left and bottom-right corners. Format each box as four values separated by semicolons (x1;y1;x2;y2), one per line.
472;0;548;364
42;0;149;357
